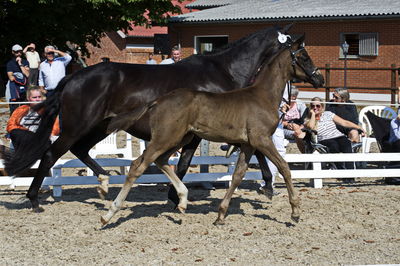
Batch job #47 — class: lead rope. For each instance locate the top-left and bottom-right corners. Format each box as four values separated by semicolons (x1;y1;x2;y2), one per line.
279;81;292;122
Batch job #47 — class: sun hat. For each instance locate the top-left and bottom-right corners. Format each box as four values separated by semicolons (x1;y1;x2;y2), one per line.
12;44;23;51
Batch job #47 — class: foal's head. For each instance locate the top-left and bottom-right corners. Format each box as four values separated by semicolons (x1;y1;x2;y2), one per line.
286;35;325;88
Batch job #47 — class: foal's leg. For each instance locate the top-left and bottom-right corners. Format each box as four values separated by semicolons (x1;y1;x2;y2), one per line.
254;138;300;222
169;136;202;206
254;150;274;199
100;149;160;225
214;145;254;225
154;152;188;213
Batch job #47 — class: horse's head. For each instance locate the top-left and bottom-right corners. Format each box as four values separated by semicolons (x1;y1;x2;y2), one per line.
287;34;325;88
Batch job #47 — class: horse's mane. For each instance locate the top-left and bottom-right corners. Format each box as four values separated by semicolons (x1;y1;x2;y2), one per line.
195;25;283;58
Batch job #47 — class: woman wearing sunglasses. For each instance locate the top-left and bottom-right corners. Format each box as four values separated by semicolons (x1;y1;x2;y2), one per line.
305;97;365;172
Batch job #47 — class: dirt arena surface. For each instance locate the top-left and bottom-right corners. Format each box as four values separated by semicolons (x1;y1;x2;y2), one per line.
1;178;400;265
0;106;399;264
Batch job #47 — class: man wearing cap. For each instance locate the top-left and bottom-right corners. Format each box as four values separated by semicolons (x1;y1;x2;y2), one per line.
38;45;71;97
6;44;30;114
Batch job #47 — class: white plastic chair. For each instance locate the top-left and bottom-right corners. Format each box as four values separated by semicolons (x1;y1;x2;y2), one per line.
87;132;133;175
358;105;397;153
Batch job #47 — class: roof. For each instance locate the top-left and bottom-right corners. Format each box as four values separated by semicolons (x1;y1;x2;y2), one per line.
125;0;195;37
171;0;400;23
186;0;239;9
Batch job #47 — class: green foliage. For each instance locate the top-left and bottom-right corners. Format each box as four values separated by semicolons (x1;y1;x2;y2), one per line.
0;0;182;64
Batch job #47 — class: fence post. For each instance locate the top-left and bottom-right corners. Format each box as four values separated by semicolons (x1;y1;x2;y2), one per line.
391;64;397;104
325;64;331;102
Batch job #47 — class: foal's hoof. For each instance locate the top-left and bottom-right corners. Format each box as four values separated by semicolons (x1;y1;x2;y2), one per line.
177;206;186;214
96;187;107;200
213;219;225;226
32;206;44;213
100;216;109;226
291;215;300;223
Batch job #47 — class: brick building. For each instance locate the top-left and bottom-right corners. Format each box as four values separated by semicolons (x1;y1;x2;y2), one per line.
168;0;400;103
85;0;194;66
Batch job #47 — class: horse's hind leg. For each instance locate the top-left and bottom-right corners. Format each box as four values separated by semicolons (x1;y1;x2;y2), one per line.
253;137;300;222
254;150;274;199
214;145;254;225
26;136;75;212
70;131;112;199
169;136;202;206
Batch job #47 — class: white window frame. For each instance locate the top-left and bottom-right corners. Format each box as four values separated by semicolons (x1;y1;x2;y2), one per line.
340;32;379;59
194;35;229;55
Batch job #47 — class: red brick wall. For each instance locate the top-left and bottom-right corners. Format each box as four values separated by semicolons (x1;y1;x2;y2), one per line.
169;20;400;93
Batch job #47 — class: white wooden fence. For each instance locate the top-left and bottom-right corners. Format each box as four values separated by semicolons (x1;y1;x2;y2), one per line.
1;152;400;197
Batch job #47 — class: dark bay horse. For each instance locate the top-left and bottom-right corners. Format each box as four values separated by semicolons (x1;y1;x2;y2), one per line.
101;34;324;225
5;25;292;212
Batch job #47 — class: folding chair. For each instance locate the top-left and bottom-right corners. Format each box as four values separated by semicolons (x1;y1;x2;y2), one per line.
87;132;133;175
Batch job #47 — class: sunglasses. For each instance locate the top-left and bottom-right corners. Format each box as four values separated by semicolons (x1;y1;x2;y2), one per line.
311;104;321;108
46;52;55;55
332;94;340;99
14;50;22;53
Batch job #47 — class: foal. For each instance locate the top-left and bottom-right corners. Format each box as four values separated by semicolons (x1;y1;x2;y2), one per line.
101;35;324;225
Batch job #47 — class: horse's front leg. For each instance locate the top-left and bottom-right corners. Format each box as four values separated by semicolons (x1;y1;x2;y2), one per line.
168;136;202;206
27;136;73;212
214;145;254;225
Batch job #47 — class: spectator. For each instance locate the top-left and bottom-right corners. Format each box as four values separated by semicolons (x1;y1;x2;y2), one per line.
39;46;71;97
146;53;157;64
281;85;308;153
326;87;360;142
385;113;400;152
6;86;60;150
304;97;364;174
6;44;30;114
160;46;181;64
23;43;41;85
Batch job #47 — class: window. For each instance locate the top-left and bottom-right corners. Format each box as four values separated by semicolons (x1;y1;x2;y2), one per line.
194;36;229;54
340;32;378;58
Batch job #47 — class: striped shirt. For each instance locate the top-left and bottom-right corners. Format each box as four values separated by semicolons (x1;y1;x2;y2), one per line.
20;110;41;132
317;111;344;142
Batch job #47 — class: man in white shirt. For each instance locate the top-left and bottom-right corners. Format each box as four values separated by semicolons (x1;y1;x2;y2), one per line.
23;43;41;85
39;45;71;97
160;46;181;64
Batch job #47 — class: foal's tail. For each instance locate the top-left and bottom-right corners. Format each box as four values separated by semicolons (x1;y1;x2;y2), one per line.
4;76;70;175
107;101;156;134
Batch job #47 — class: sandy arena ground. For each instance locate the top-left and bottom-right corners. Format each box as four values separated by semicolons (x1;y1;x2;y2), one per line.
0;105;399;265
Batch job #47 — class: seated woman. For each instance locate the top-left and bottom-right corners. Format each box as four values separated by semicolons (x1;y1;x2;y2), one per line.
326;87;360;142
304;97;365;173
281;85;308;153
6;86;59;151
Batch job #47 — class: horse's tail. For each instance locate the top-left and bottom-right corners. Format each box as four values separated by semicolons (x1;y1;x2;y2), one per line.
107;101;156;134
4;76;70;175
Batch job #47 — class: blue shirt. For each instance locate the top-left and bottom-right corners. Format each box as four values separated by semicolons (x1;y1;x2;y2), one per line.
39;54;72;90
389;118;400;143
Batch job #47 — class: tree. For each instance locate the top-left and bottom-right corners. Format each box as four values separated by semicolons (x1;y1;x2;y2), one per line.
0;0;182;64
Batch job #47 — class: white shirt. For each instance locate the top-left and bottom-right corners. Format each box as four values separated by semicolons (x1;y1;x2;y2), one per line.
39;54;72;90
160;58;175;65
25;51;41;69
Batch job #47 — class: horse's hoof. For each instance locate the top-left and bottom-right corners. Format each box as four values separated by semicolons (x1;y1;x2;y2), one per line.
291;215;300;223
100;216;109;226
213;219;225;226
177;206;186;214
257;186;274;200
96;187;107;200
32;207;44;213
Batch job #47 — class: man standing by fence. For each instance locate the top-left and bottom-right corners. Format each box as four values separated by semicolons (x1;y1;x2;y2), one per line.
38;46;71;97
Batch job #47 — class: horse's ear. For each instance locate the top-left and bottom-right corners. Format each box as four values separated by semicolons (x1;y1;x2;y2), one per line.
282;24;293;34
294;34;306;44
